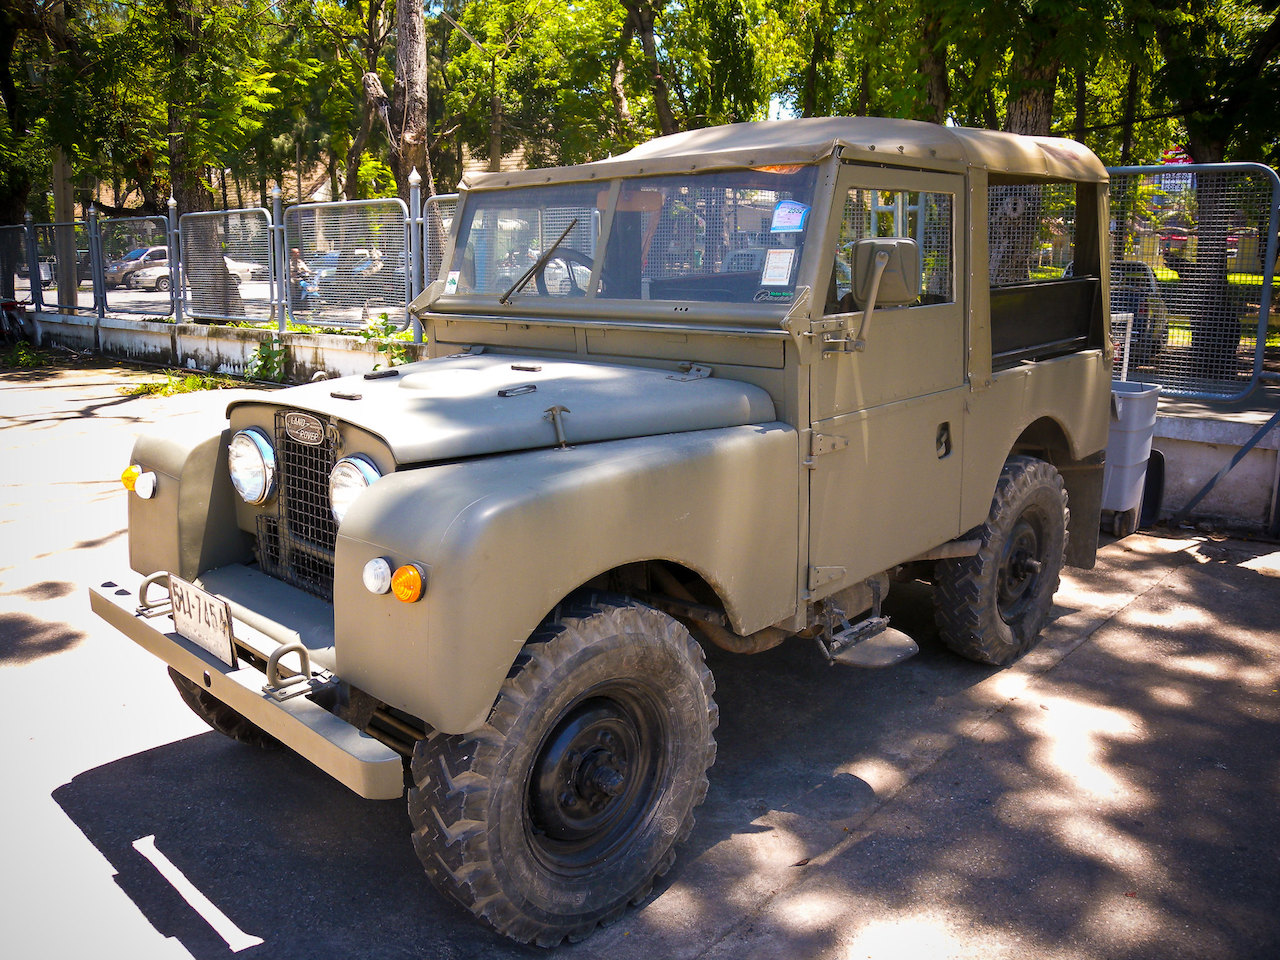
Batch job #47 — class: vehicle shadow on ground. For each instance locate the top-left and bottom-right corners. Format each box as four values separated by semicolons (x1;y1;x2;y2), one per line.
52;540;1280;959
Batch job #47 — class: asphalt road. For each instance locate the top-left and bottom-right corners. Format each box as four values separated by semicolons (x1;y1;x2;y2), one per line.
2;359;1278;960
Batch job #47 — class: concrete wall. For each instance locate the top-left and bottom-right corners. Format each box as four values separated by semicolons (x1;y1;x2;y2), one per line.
1153;414;1280;529
30;311;428;382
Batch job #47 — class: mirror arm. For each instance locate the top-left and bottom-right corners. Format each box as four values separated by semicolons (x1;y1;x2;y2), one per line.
850;249;891;351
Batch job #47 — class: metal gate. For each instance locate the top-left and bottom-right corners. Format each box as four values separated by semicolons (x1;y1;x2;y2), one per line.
179;209;275;323
283;198;410;329
99;216;172;317
1107;163;1280;400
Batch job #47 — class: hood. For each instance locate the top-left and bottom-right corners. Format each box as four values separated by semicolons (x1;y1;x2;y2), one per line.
228;354;777;464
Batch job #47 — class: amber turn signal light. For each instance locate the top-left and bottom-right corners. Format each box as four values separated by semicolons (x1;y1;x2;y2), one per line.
121;464;141;491
391;563;427;603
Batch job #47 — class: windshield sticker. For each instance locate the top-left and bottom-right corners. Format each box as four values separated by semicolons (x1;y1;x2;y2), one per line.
753;289;794;303
444;270;460;295
760;248;796;286
770;200;810;233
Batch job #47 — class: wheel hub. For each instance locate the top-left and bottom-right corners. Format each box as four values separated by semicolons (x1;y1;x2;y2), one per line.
997;517;1043;620
529;697;652;855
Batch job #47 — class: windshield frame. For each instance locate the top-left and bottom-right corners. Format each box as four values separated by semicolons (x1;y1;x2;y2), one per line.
437;163;826;323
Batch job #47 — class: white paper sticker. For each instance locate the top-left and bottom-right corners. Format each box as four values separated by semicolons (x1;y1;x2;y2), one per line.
444;270;460;294
760;248;796;286
770;200;810;233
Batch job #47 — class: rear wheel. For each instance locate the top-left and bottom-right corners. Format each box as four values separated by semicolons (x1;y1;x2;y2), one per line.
933;456;1068;665
155;276;171;293
407;594;717;946
168;667;278;748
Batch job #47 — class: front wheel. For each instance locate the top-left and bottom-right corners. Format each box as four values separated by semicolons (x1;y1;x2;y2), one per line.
168;667;278;748
407;594;718;946
933;456;1068;665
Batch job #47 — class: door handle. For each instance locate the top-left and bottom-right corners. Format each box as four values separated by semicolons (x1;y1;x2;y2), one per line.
936;422;952;458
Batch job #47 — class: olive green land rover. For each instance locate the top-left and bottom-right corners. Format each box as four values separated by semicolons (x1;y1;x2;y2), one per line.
91;117;1113;946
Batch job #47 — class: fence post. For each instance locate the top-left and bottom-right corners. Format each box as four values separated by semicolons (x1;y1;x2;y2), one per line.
168;196;183;325
272;186;285;335
23;212;42;313
408;168;423;343
88;206;105;319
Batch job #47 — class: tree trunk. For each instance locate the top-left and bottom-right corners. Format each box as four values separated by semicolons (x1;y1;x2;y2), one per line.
919;8;949;124
344;73;384;200
627;1;678;135
1073;68;1087;141
165;0;243;316
801;0;831;118
389;0;431;199
1119;61;1139;164
1003;60;1058;135
610;15;635;136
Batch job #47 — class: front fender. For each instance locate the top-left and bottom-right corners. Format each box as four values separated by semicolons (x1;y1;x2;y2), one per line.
333;422;798;732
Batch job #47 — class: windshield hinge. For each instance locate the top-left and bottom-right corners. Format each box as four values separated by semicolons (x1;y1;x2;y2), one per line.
667;362;712;382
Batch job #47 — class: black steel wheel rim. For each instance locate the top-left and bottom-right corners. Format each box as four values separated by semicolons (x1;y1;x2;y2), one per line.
526;685;664;873
997;512;1044;622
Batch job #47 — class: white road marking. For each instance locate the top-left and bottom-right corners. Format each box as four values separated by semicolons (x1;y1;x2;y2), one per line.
132;835;264;953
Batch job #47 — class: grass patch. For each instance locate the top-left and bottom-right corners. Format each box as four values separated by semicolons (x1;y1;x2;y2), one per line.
0;342;52;369
123;370;240;397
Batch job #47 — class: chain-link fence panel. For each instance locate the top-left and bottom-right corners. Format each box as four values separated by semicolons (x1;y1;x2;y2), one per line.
100;216;173;316
0;225;34;303
284;199;409;329
180;209;274;323
1108;164;1279;399
425;194;457;284
32;221;95;312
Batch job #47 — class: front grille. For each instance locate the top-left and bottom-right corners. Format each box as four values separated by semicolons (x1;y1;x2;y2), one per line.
255;410;338;601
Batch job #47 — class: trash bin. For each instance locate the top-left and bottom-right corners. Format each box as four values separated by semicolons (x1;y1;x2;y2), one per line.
1102;379;1161;537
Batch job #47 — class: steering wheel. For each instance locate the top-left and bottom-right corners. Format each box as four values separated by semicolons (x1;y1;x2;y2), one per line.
533;248;597;297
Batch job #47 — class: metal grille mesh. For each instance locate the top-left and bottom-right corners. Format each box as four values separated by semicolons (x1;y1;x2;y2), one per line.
254;410;338;601
987;182;1078;286
284;199;408;328
1109;168;1274;398
425;194;457;283
33;221;95;312
828;188;955;312
179;210;273;322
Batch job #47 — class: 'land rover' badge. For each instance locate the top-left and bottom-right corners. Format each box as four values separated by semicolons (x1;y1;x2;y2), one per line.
284;411;325;445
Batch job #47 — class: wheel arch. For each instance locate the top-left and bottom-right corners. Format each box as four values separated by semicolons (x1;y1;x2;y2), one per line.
333;424;799;733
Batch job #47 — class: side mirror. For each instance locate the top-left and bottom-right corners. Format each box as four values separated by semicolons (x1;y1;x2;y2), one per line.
851;237;920;308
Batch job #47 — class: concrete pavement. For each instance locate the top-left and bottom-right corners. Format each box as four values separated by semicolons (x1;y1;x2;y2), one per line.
1;359;1278;960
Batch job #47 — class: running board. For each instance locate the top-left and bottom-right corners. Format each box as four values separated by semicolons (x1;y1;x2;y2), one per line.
817;615;919;668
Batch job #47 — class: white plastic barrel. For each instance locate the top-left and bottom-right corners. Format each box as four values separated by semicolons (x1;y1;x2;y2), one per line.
1102;380;1161;519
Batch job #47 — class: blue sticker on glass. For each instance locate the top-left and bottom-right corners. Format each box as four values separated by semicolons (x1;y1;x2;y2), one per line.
770;200;810;233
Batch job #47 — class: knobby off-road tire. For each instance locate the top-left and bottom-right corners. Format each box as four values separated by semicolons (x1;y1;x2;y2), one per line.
407;594;718;946
933;456;1068;665
168;667;279;748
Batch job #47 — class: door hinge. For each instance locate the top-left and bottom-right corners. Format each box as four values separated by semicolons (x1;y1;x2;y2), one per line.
810;432;849;457
808;565;846;591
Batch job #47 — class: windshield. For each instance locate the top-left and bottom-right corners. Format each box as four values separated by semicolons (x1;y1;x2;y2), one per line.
121;248;147;262
446;165;818;308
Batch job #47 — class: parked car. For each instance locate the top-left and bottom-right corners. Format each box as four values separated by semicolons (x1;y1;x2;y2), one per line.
222;257;266;283
129;264;175;293
107;245;167;289
95;116;1114;948
1109;260;1169;365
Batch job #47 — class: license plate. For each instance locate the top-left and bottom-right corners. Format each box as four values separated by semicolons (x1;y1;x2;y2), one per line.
169;575;236;666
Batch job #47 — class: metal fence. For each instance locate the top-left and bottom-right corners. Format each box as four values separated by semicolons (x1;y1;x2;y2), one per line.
180;209;274;323
100;215;172;317
1108;163;1280;400
284;198;409;328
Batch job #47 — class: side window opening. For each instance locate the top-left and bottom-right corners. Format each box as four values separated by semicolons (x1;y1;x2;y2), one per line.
826;189;954;314
987;180;1100;370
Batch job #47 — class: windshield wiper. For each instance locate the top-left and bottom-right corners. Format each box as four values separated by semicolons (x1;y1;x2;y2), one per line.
499;218;579;304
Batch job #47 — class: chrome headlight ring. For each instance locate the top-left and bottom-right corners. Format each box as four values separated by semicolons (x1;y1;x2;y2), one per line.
329;454;382;523
228;427;276;505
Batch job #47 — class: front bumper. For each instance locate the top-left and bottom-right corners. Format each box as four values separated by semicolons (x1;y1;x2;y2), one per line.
89;576;404;800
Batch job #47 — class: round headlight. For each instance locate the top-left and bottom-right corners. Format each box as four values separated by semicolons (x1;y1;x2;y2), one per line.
329;455;382;523
228;427;276;505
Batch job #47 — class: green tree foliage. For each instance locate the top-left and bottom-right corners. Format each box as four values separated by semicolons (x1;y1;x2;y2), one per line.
2;0;1280;223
